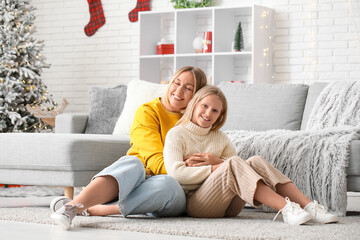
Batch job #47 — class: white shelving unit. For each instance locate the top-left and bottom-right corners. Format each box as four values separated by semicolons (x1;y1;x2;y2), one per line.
139;5;273;85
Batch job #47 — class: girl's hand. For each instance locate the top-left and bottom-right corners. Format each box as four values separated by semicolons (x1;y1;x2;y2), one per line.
184;153;224;167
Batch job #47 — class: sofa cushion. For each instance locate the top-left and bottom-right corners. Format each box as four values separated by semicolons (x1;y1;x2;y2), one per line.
218;82;309;131
56;114;89;134
113;79;167;135
300;82;328;130
0;133;130;171
0;169;101;187
85;85;127;134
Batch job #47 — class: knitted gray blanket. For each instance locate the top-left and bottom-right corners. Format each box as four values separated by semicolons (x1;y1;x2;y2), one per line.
306;80;360;130
225;80;360;216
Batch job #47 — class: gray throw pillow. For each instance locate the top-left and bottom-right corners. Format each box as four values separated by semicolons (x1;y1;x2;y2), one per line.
85;85;127;134
218;82;309;131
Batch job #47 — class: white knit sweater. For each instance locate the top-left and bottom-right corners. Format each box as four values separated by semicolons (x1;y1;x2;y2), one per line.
163;122;237;192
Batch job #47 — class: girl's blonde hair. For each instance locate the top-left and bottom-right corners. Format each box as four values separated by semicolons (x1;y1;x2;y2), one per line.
162;66;207;110
176;85;228;131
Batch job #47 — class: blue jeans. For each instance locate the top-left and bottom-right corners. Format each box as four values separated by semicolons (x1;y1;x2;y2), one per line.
93;155;186;217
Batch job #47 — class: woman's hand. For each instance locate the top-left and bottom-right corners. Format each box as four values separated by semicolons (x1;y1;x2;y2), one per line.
184;153;224;167
211;163;222;172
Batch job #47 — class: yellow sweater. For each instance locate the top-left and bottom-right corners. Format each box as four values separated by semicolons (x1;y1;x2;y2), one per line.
126;97;182;175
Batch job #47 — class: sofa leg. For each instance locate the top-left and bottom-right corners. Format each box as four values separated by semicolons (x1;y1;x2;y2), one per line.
64;187;74;199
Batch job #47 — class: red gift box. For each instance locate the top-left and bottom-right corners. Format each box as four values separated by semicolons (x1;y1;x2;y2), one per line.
156;44;174;55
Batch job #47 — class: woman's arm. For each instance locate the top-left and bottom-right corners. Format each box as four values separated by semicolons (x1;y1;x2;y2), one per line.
129;104;170;175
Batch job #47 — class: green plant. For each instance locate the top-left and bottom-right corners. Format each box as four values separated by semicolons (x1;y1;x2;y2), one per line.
170;0;213;9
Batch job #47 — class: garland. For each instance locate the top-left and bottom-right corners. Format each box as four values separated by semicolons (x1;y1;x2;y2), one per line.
171;0;213;9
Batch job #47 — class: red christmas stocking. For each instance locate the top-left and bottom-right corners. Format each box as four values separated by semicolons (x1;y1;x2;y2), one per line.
128;0;150;22
84;0;106;37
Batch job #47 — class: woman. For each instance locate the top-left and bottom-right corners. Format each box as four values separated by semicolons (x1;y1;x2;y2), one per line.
51;66;207;230
163;85;339;225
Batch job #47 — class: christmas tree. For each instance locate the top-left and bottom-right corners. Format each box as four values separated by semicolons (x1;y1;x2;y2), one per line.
234;22;244;52
0;0;57;132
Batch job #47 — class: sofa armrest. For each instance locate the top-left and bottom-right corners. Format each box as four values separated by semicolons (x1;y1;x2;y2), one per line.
55;114;89;133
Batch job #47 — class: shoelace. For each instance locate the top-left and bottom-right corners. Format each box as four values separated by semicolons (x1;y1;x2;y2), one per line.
60;203;84;219
82;209;90;216
273;197;302;221
312;201;327;216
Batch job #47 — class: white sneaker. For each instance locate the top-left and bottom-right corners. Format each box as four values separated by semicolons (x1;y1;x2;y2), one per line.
305;201;339;224
274;197;312;225
50;196;90;216
50;196;71;212
51;204;82;230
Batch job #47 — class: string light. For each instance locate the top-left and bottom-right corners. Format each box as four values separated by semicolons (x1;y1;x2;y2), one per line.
260;10;273;81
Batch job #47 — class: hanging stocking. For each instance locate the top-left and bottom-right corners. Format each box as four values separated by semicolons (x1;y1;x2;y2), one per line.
128;0;150;22
84;0;106;37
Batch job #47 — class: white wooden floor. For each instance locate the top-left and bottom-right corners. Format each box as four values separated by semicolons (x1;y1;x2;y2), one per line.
0;220;216;240
0;196;217;240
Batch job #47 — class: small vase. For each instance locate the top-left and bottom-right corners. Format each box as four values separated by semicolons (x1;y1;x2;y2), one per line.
202;31;212;53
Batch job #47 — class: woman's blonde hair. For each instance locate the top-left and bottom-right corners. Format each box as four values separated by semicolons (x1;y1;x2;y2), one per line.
176;85;228;131
162;66;207;110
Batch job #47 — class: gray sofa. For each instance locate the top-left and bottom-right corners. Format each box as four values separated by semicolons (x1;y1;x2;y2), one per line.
0;82;359;208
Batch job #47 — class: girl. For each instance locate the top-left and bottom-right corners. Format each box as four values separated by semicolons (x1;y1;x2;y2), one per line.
51;66;207;230
163;85;339;225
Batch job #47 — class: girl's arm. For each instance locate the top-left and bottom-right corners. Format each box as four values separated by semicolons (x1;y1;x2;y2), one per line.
210;133;237;173
163;129;212;185
220;132;237;159
183;153;224;167
183;132;236;167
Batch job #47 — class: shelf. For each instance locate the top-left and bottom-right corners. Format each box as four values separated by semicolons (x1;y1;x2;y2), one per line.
175;53;212;57
139;5;273;85
213;51;252;56
140;54;175;59
140;52;252;58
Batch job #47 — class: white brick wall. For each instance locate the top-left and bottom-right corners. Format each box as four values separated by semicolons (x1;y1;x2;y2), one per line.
33;0;360;112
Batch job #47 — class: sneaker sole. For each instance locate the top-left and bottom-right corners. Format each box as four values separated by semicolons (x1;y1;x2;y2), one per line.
310;217;339;224
51;212;71;230
50;196;71;212
284;214;313;225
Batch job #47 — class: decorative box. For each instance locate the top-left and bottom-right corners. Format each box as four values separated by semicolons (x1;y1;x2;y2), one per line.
156;39;174;55
156;44;174;55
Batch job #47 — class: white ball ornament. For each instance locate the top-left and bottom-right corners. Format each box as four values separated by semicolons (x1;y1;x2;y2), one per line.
192;36;202;53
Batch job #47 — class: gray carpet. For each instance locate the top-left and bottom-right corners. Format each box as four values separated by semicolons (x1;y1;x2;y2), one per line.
0;206;359;240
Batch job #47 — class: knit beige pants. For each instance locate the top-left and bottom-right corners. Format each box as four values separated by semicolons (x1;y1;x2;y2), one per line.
186;156;291;218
